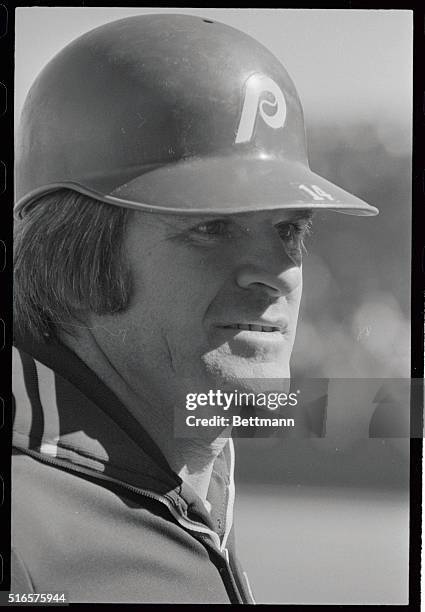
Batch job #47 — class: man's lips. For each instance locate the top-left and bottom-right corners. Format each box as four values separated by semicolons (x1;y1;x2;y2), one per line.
214;320;289;334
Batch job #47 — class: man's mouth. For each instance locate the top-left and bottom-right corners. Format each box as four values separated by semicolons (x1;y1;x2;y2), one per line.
221;323;281;333
210;320;292;357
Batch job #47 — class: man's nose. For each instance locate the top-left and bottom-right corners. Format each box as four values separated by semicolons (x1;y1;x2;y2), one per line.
235;263;302;298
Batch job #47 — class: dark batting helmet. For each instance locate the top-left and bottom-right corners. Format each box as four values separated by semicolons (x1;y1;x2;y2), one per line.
15;13;378;217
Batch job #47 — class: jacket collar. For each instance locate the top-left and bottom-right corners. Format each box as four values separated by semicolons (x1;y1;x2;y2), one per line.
12;334;235;540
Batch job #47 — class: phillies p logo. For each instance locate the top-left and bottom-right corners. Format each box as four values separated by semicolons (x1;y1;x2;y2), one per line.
235;74;287;144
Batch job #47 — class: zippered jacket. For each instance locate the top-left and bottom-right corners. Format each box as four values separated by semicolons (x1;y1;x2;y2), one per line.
11;336;255;604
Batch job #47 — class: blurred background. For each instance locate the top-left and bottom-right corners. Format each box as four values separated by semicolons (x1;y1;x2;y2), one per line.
15;8;412;604
234;111;411;603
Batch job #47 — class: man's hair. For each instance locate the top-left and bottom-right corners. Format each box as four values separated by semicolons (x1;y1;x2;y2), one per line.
14;189;133;342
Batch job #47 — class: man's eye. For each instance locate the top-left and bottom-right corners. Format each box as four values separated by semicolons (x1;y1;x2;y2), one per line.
275;222;301;241
276;223;294;240
192;219;231;237
275;221;312;265
275;220;312;243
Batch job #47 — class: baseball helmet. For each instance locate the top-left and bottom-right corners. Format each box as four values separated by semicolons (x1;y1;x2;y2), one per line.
15;13;378;217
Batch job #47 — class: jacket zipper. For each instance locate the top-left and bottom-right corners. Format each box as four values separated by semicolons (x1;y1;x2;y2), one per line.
15;446;250;604
220;438;235;553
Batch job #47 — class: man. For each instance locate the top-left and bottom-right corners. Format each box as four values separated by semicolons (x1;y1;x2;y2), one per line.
12;13;378;603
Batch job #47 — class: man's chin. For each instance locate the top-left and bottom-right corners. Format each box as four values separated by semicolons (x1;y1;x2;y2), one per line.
202;355;291;394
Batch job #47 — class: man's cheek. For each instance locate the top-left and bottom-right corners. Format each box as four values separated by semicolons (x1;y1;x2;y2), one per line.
286;286;303;317
162;328;209;376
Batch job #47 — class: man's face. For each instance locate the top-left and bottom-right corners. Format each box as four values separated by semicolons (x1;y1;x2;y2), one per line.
89;209;311;408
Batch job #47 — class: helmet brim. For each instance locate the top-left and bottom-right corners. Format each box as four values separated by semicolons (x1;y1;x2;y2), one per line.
15;154;378;218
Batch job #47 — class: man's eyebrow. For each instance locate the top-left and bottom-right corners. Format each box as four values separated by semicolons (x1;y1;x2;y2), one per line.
153;209;315;231
289;210;314;221
156;213;207;228
274;210;314;224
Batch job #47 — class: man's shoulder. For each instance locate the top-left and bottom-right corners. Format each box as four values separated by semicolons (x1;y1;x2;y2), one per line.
12;449;174;531
11;451;230;603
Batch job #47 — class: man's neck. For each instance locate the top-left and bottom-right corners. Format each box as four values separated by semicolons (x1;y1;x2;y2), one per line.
59;328;229;506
